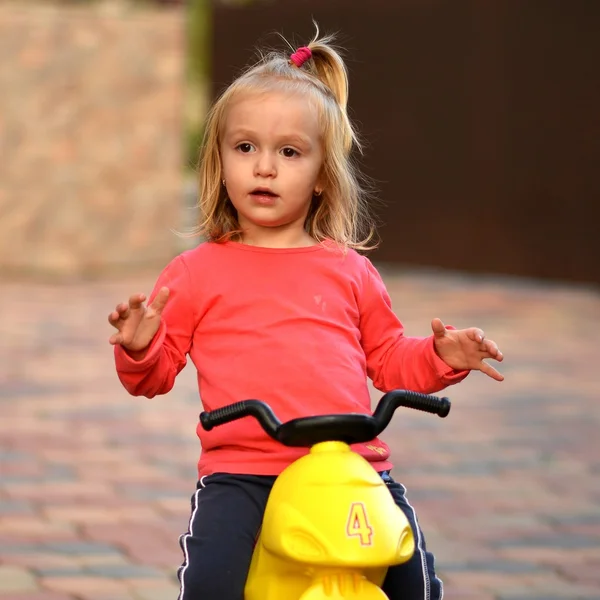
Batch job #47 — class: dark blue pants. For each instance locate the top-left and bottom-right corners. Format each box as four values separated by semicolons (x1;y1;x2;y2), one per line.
177;472;442;600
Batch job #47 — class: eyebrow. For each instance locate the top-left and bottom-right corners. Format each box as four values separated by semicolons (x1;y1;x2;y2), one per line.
225;128;313;149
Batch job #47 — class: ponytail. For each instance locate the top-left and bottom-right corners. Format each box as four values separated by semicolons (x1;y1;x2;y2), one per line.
288;24;359;154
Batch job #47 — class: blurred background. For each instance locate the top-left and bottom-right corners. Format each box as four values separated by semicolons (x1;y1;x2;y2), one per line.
1;1;598;599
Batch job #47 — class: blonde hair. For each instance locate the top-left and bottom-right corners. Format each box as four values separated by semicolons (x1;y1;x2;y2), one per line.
195;24;378;251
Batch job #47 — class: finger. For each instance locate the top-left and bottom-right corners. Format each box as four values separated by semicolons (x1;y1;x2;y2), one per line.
128;293;147;310
482;339;503;360
110;303;130;325
479;360;504;382
430;318;446;337
108;311;122;327
108;332;123;345
149;287;170;315
113;302;129;325
467;327;485;343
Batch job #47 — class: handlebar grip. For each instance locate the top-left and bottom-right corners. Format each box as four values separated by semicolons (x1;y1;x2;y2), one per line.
200;401;251;431
402;391;451;418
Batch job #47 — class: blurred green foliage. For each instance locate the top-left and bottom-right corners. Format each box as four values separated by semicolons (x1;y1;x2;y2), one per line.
188;0;210;83
26;0;184;4
185;0;210;171
184;0;263;170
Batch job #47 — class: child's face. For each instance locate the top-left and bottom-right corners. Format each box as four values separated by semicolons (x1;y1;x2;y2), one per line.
220;90;324;243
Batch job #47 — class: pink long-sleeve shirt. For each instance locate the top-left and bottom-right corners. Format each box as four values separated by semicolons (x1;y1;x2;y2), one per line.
114;241;468;477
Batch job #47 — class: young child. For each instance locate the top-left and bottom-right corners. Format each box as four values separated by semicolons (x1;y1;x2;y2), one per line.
109;28;503;600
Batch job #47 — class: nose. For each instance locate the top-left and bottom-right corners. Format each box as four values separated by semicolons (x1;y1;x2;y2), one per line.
254;151;277;178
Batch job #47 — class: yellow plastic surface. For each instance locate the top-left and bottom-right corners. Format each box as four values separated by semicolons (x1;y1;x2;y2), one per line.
245;441;414;600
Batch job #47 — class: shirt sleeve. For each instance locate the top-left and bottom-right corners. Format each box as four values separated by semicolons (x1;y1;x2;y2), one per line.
357;258;469;393
113;254;196;398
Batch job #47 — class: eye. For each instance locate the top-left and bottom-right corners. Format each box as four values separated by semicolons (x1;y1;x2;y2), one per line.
236;143;255;153
281;147;299;158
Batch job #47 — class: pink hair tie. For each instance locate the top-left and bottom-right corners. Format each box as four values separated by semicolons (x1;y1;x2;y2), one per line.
290;46;312;67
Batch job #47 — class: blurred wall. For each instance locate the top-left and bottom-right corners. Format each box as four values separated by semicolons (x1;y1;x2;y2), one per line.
210;0;599;284
0;2;185;279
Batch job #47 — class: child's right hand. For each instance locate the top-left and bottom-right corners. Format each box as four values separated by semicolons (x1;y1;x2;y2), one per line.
108;287;170;354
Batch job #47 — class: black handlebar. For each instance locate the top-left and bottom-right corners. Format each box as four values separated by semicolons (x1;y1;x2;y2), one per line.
199;390;450;448
371;389;451;426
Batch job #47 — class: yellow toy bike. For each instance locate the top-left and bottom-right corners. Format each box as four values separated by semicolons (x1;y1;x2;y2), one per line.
200;389;451;600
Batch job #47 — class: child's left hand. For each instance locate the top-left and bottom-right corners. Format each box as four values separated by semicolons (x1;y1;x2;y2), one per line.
431;318;504;381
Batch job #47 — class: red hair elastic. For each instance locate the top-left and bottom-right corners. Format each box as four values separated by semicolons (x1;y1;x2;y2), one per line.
290;46;312;67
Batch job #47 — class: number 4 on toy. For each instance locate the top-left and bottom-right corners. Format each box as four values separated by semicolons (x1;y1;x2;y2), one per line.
346;502;373;546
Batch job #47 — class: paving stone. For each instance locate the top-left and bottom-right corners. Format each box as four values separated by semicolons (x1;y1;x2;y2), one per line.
32;568;88;578
76;595;136;600
85;564;165;579
0;566;39;593
42;542;124;556
0;383;76;400
72;555;135;568
116;485;190;501
0;450;35;463
40;576;133;596
0;499;36;516
31;563;163;579
0;543;47;556
0;555;83;570
41;506;160;526
4;482;115;502
78;523;181;567
499;547;600;564
439;560;552;574
492;535;600;549
0;518;76;540
485;573;600;597
131;585;182;600
3;266;599;599
497;590;600;600
547;514;600;526
440;589;495;600
556;563;600;587
497;597;593;600
0;593;74;600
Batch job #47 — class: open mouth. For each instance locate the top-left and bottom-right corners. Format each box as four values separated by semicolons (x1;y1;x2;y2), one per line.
251;188;277;197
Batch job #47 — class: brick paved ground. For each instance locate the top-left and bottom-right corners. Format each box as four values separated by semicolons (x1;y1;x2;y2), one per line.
1;266;599;599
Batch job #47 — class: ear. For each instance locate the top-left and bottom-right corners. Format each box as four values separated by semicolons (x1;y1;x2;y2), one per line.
314;172;326;197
